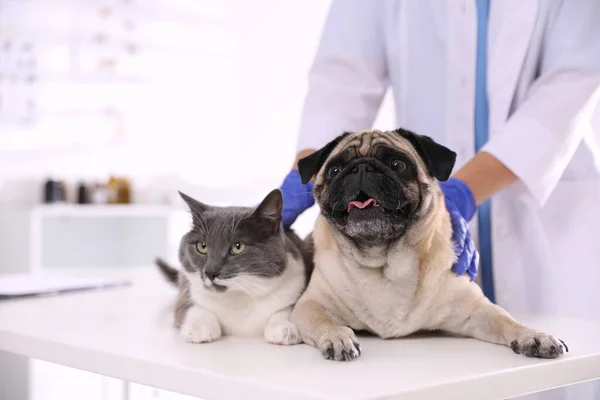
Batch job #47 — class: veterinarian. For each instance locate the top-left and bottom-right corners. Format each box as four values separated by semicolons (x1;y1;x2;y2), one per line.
279;1;600;399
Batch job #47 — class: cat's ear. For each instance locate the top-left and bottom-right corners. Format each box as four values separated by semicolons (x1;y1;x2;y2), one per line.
178;191;209;226
252;189;283;227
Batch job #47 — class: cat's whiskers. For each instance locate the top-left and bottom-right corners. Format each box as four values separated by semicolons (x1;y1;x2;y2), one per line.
230;210;250;236
234;272;272;278
187;209;208;233
230;213;241;235
332;201;340;213
230;214;236;233
231;279;260;302
235;276;287;304
233;276;263;291
219;272;272;282
291;191;314;196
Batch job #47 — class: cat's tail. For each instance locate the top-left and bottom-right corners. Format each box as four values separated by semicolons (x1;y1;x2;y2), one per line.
154;257;179;285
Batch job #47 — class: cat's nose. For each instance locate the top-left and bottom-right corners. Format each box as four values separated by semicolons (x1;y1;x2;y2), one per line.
205;270;219;281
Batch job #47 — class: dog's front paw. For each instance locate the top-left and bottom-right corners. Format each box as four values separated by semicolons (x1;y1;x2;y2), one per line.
317;326;361;361
180;308;222;344
510;330;568;359
264;321;302;346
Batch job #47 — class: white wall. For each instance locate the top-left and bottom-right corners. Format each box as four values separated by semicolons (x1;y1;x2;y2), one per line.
0;0;395;207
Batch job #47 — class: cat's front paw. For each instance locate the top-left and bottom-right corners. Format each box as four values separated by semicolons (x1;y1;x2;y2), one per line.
264;321;302;346
180;308;222;344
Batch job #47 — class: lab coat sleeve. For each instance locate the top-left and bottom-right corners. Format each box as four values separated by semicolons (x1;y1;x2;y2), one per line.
483;0;600;207
295;0;389;152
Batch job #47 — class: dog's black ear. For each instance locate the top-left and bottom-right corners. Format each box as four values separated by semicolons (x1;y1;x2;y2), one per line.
297;133;350;184
394;128;457;181
298;132;350;184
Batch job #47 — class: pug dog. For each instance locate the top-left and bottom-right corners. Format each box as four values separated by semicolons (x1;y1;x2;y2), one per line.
289;128;568;361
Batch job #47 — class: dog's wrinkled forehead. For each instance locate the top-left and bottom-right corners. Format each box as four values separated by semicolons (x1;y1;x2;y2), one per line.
314;130;423;184
297;128;457;186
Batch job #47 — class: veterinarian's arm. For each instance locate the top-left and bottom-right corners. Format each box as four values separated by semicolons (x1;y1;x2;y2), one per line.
453;152;517;205
473;0;600;207
293;149;317;171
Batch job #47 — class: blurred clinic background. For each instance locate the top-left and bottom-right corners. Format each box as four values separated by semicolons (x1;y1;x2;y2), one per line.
0;0;397;399
0;0;398;273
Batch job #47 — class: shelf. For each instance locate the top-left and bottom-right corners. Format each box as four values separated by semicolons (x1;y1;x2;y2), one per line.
31;204;180;218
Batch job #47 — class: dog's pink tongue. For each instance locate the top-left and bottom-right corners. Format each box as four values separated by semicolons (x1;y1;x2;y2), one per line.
348;198;377;211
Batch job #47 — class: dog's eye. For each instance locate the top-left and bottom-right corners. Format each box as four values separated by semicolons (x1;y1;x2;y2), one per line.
327;165;341;178
390;159;407;172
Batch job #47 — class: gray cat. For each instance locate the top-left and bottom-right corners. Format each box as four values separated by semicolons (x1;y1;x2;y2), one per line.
156;189;314;345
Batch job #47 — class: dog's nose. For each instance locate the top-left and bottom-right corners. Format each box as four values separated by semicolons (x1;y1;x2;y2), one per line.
351;164;374;174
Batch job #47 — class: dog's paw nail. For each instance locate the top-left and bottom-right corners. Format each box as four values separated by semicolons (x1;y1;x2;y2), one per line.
318;327;361;361
322;346;335;360
558;338;569;353
511;340;520;354
353;341;362;356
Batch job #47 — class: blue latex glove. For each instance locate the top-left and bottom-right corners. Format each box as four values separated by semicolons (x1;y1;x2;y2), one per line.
280;170;315;229
439;178;479;281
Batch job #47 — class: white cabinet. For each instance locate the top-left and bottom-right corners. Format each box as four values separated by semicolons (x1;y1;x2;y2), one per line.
31;361;105;400
128;383;200;400
28;204;179;272
30;361;200;400
0;204;183;275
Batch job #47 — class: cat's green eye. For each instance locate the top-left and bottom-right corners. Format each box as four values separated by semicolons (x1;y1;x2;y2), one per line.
196;242;208;254
230;241;246;255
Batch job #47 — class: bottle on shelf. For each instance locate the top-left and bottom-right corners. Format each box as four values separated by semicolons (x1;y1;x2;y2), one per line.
116;177;131;204
90;182;109;204
42;178;55;204
107;175;118;204
76;182;89;204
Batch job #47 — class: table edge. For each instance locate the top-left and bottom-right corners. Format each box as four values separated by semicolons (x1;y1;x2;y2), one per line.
2;329;600;400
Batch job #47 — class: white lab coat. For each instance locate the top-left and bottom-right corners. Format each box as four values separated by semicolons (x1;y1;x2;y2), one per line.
295;1;600;399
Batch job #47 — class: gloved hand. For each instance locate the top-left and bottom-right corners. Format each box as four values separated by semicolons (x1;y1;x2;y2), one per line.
280;170;315;229
438;177;479;281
